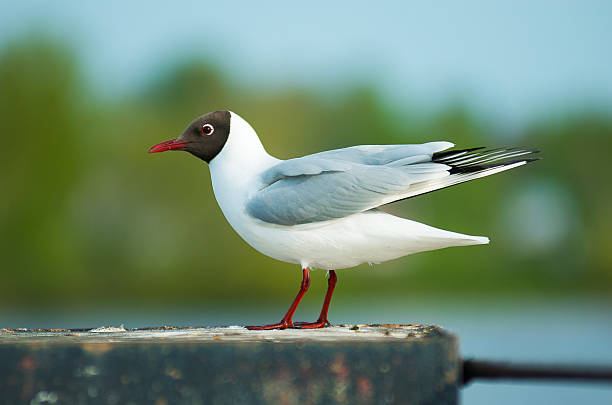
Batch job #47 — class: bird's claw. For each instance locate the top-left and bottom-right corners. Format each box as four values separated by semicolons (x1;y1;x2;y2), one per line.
246;320;294;330
293;319;330;329
247;319;331;330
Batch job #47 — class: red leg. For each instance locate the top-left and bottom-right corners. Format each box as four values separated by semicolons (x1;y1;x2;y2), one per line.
246;268;311;330
294;270;337;329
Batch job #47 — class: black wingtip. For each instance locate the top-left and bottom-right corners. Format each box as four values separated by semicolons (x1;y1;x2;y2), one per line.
433;146;540;165
447;156;540;174
432;147;486;161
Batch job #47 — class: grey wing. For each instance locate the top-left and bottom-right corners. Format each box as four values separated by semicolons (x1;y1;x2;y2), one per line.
247;143;540;226
247;142;455;226
247;162;451;225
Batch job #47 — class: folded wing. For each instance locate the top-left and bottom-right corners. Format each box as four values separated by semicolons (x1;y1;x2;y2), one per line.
246;143;538;226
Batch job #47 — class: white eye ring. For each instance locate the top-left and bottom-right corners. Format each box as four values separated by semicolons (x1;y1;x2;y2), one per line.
201;124;214;136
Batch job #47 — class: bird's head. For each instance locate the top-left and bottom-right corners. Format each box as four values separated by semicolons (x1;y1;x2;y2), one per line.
149;110;231;163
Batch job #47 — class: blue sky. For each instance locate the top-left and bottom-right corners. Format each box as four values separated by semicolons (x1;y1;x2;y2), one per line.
2;0;611;126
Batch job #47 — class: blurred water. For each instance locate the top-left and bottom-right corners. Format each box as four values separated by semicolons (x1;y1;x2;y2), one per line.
2;298;611;404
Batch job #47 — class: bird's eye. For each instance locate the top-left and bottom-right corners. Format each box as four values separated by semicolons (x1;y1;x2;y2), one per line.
201;124;214;136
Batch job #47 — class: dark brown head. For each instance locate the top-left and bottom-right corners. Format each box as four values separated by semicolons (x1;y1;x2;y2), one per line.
149;110;231;163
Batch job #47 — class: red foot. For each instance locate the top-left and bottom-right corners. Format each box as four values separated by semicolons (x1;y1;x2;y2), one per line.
246;321;293;330
293;319;330;329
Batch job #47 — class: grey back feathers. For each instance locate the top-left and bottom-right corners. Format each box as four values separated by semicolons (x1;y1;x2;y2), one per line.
246;143;538;226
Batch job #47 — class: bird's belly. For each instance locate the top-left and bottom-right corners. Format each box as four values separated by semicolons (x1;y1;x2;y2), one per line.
226;210;437;270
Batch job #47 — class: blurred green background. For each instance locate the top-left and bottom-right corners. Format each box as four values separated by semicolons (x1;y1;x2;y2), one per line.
1;38;611;311
1;2;611;312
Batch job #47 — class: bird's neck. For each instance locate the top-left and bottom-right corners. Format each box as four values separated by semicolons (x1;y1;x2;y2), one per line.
209;112;279;189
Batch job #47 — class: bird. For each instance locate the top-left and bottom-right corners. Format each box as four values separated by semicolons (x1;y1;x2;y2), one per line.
149;110;538;330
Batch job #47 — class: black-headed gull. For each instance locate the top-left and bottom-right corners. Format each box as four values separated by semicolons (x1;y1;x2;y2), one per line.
149;110;538;330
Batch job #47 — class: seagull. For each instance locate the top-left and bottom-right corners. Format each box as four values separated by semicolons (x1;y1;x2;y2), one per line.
149;110;538;330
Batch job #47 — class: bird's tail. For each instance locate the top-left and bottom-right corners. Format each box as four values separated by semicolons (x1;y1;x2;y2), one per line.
396;216;490;253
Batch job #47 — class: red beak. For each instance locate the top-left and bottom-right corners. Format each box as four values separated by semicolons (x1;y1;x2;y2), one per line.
148;138;189;153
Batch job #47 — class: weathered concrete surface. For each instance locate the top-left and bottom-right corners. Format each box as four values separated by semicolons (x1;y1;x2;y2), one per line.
0;324;458;405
